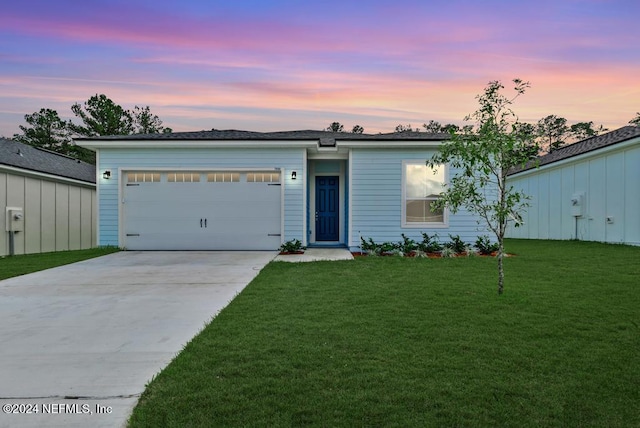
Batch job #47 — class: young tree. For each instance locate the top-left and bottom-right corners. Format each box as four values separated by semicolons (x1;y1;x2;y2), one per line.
629;113;640;126
427;79;537;295
69;94;134;137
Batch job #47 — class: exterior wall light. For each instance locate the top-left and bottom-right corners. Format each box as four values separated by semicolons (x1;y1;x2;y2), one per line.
291;171;297;180
103;170;111;179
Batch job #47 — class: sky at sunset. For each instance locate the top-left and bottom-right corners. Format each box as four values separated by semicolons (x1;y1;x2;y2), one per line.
1;0;639;137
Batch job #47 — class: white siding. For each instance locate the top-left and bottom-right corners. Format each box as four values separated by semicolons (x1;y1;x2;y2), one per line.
55;183;69;251
588;158;606;242
605;152;624;243
24;177;41;254
538;173;550;239
6;174;25;255
548;169;562;239
560;167;575;239
506;141;640;245
97;147;306;247
349;148;493;250
0;171;96;256
41;181;57;253
81;187;96;249
624;148;640;243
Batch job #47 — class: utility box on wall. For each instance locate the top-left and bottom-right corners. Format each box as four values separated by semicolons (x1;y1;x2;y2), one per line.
570;193;585;218
6;207;24;232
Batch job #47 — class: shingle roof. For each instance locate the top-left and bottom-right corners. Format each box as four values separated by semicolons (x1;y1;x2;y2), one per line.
511;126;640;175
0;139;96;184
75;129;450;142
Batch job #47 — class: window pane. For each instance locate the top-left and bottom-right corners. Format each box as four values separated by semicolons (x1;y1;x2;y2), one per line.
207;173;239;182
405;164;444;198
406;200;443;223
247;172;280;183
127;172;160;183
168;172;200;182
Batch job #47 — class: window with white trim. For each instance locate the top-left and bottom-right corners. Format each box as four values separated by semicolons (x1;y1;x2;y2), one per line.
127;172;160;183
168;172;201;182
403;162;445;226
207;172;240;183
247;172;280;183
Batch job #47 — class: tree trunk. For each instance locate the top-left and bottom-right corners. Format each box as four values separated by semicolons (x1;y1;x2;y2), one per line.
497;237;504;295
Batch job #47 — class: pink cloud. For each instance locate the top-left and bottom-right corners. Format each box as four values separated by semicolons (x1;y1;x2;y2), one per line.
1;1;638;137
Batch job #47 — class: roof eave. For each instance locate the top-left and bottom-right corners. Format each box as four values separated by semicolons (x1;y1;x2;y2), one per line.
337;140;444;148
0;164;96;186
77;138;447;150
76;139;321;149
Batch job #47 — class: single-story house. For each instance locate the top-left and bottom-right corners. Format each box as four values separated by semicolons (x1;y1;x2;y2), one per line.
506;126;640;245
77;130;494;251
0;138;97;256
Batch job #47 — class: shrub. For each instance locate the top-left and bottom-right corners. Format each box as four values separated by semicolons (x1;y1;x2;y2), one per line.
279;239;304;253
418;233;443;253
397;234;417;254
360;237;394;255
379;242;396;255
440;247;456;258
475;235;499;255
360;237;378;254
444;234;467;254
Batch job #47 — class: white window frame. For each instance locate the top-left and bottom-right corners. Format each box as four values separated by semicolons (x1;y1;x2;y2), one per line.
167;172;201;182
247;171;281;183
207;172;240;183
401;160;448;228
126;171;161;183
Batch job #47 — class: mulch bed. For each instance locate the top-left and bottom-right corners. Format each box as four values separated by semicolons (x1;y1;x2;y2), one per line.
351;251;513;258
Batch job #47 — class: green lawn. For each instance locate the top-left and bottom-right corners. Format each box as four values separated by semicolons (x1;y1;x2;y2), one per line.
128;240;640;427
0;247;120;280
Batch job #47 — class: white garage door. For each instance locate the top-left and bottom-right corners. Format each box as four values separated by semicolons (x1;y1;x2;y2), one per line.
123;170;282;250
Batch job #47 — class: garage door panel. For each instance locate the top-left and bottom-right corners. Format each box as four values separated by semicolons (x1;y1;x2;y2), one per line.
123;171;282;250
125;232;280;251
209;202;280;218
203;231;280;250
125;216;201;235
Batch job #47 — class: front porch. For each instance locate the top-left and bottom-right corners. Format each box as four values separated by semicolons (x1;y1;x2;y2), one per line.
274;247;354;262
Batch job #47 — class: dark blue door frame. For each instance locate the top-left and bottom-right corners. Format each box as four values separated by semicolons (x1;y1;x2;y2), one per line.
315;176;339;241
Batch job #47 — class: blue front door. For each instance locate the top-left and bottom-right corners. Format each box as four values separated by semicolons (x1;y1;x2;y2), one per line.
316;176;339;241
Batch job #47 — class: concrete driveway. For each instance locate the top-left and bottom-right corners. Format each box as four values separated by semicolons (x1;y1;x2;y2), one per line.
0;251;276;428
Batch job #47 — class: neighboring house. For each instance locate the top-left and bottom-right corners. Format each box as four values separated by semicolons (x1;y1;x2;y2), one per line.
507;126;640;245
0;138;97;256
77;130;494;251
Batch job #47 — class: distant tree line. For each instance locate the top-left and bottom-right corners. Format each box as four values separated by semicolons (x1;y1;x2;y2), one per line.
327;112;640;155
12;94;171;163
12;93;638;165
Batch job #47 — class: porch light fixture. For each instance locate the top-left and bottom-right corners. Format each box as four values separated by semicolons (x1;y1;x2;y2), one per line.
103;170;111;180
291;171;297;180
